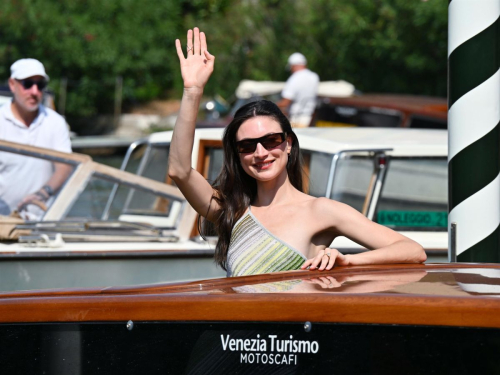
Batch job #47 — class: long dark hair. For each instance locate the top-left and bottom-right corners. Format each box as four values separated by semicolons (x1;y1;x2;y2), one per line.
202;100;303;270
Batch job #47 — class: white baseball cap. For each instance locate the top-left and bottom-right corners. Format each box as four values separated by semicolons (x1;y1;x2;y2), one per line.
287;53;307;69
10;58;50;81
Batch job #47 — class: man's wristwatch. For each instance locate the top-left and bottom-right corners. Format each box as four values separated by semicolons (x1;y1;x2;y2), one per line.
41;185;54;197
34;191;48;201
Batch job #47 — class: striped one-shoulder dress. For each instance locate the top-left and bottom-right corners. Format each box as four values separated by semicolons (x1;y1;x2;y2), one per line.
226;208;307;277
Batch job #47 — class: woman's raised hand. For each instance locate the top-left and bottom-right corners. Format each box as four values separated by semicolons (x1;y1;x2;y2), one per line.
175;27;214;90
301;248;350;271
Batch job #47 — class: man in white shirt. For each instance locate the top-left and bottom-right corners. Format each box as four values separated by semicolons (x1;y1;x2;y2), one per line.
0;58;72;217
277;52;319;127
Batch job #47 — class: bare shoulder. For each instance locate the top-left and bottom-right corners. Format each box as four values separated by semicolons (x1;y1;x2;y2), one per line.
309;197;354;214
287;193;363;226
306;197;363;226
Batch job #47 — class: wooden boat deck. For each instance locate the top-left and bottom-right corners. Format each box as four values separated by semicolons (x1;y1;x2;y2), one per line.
1;263;499;328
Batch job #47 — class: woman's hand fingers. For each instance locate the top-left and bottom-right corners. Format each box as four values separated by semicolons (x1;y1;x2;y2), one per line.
319;249;336;270
320;248;348;270
194;27;201;55
176;28;215;90
186;29;193;55
200;31;208;55
318;250;333;271
301;249;326;270
335;251;350;266
301;248;348;271
204;50;215;70
318;252;331;270
300;258;313;270
308;251;325;270
175;39;185;61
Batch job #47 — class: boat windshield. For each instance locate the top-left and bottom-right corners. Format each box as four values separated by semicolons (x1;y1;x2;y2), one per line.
0;140;194;243
374;157;448;230
329;153;448;230
0;142;78;222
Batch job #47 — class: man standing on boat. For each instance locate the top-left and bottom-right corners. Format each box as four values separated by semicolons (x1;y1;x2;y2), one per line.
0;58;72;217
277;52;319;128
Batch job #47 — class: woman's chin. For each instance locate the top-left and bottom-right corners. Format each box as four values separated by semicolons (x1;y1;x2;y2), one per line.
248;165;287;182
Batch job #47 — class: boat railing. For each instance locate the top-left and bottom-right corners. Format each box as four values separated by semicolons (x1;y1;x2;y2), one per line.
16;220;179;243
327;148;393;219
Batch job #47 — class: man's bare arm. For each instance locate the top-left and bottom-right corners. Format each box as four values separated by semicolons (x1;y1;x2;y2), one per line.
18;162;73;209
43;162;73;193
276;98;292;115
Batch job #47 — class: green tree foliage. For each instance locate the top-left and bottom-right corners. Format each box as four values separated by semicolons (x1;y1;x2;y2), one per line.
199;0;447;98
310;0;448;96
0;0;181;127
0;0;448;133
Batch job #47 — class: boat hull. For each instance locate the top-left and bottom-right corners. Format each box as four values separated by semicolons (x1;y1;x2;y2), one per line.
1;321;498;374
0;253;225;291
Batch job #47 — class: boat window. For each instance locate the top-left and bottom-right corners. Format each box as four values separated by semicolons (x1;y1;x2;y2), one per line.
72;142;132;170
64;175;181;228
374;158;448;230
313;103;402;128
330;155;374;213
65;176;121;220
206;147;224;183
125;144;172;185
0;150;76;221
122;143;149;175
138;145;170;183
302;150;333;197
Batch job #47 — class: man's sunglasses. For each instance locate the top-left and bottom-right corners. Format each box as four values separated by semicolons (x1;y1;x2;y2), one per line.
236;132;287;153
16;79;47;91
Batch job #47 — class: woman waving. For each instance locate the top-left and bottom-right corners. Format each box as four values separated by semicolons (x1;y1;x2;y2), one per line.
168;28;426;276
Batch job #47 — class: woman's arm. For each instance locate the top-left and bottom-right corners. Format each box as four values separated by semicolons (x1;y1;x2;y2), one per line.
302;199;427;271
168;28;220;221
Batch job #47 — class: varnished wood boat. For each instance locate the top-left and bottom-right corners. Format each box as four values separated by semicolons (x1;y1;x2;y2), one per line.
0;263;499;374
313;94;448;129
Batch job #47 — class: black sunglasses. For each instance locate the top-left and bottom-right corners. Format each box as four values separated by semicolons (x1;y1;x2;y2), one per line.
16;79;47;91
236;132;287;153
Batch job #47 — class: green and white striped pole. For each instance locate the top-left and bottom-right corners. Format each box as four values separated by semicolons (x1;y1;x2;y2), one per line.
448;0;500;262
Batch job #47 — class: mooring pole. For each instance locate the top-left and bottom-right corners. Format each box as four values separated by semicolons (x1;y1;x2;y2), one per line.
448;0;500;262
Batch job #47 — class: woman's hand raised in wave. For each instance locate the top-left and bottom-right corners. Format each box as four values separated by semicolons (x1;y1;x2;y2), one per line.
175;27;215;91
169;27;219;223
301;248;350;271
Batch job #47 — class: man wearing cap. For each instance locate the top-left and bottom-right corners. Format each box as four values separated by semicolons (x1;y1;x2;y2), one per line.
0;58;72;217
277;52;319;127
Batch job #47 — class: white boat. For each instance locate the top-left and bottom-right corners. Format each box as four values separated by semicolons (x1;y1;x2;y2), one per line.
0;139;225;291
1;263;499;373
